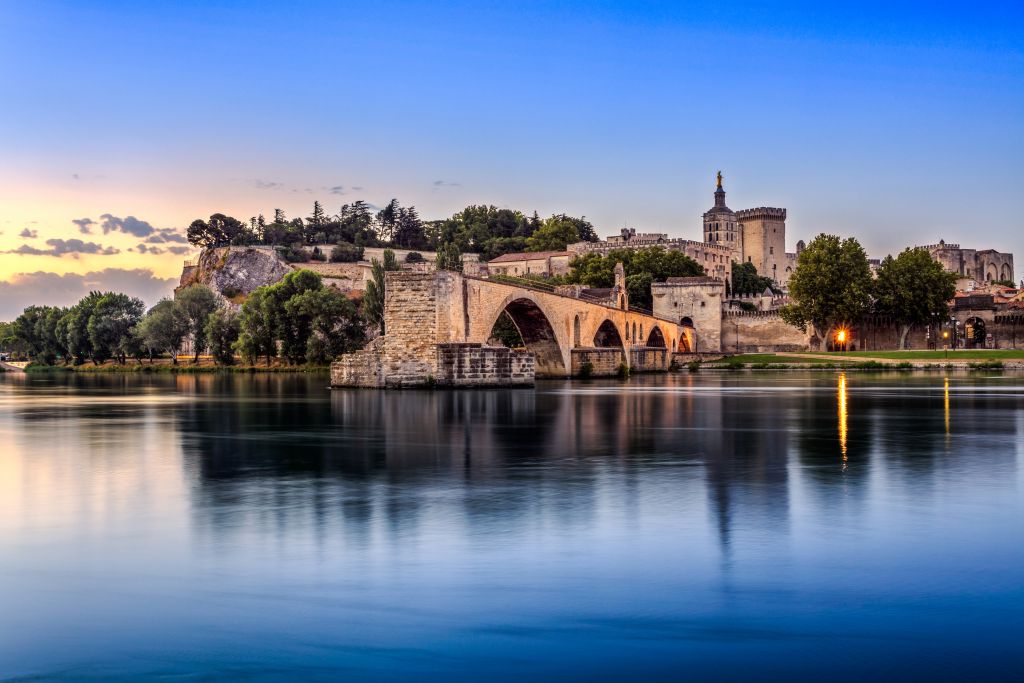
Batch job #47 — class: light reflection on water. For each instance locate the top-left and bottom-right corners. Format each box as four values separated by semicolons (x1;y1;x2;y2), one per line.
0;371;1022;682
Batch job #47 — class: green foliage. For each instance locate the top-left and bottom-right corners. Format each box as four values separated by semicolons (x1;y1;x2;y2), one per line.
992;279;1016;288
362;250;401;334
277;246;310;263
405;251;424;263
525;214;595;252
236;269;365;366
731;261;777;296
968;360;1004;369
488;311;524;348
12;306;66;364
733;300;757;312
204;308;240;365
175;284;220;361
873;247;958;349
616;362;630;379
577;361;594;379
87;293;145;364
187;213;254;248
137;299;190;364
687;359;701;372
330;242;364;263
435;243;463;273
565;246;704;309
780;234;873;348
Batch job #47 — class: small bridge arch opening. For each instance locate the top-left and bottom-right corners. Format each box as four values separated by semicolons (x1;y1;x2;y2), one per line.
593;319;624;349
492;297;568;377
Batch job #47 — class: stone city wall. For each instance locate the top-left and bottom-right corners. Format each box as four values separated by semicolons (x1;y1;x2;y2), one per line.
721;311;809;353
571;348;625;376
630;348;670;372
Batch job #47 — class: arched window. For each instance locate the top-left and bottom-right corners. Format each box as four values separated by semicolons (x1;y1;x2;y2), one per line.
573;315;581;347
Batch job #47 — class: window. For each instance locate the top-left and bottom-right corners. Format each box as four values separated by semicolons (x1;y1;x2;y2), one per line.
769;247;774;255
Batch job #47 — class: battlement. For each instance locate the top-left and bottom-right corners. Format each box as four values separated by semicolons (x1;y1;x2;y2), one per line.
920;242;961;251
736;207;787;221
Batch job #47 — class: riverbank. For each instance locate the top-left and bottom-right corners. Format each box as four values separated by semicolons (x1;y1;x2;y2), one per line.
20;359;329;374
698;350;1024;371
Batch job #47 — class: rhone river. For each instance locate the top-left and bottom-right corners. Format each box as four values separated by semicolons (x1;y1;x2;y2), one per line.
1;372;1022;681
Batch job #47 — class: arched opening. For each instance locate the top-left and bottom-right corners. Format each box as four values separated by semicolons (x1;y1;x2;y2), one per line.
640;324;644;340
1001;263;1012;282
680;316;694;328
593;319;624;348
678;334;692;352
646;326;666;348
489;298;568;377
573;315;581;347
987;266;998;282
964;317;987;349
632;321;637;342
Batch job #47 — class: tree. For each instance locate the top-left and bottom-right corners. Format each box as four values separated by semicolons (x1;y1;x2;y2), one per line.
526;215;581;252
286;286;365;363
330;242;364;263
60;292;105;364
731;261;776;296
526;214;596;251
376;199;400;243
435;243;463;273
873;247;958;349
137;299;189;364
13;305;67;364
235;288;276;365
780;234;873;350
394;206;427;249
176;284;221;362
187;213;250;247
362;249;400;334
565;246;704;309
88;293;144;364
204;308;241;365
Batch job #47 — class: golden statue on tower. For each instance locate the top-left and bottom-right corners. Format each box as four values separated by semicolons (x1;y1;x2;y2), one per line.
716;170;723;189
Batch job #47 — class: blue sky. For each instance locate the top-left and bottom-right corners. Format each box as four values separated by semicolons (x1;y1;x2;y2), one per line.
0;0;1021;314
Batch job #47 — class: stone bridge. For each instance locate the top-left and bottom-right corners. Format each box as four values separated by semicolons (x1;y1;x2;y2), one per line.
332;271;693;387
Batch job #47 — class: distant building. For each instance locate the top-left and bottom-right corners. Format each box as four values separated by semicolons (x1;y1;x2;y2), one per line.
487;251;572;277
919;239;1014;284
568;172;797;287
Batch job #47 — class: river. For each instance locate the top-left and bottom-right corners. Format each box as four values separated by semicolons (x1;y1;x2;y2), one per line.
1;371;1021;681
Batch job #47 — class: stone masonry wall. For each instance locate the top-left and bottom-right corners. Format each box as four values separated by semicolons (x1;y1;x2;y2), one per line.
721;312;809;353
571;348;625;376
436;344;534;386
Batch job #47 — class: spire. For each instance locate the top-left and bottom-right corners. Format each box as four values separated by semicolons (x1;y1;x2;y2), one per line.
714;170;727;208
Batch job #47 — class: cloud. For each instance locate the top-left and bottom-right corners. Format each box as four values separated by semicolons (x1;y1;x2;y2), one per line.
72;218;95;234
135;243;192;256
5;239;120;257
144;227;189;244
327;185;346;195
99;214;156;238
432;180;461;189
252;179;283;190
0;268;178;320
19;228;38;239
72;173;80;180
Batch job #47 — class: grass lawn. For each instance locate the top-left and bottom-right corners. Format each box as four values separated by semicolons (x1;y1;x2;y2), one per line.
792;350;1024;360
718;354;856;365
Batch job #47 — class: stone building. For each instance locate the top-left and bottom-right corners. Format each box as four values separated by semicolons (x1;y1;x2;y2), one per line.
919;239;1014;284
487;251;572;277
702;172;796;286
562;172;797;288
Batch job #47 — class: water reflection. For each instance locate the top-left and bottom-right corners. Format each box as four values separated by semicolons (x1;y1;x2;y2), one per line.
1;372;1023;682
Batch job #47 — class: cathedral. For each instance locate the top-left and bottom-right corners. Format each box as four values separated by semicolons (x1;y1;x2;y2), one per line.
702;171;798;287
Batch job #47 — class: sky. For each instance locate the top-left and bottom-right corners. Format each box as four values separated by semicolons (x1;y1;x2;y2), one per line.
1;0;1022;319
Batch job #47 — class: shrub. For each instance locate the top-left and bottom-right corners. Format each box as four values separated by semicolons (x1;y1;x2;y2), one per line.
969;360;1004;370
616;362;630;379
687;359;701;373
895;361;914;370
405;251;424;263
277;246;310;263
577;361;594;379
310;247;326;262
330;243;364;263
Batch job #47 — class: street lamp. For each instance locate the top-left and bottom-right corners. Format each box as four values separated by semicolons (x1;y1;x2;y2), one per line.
943;330;949;359
835;328;848;353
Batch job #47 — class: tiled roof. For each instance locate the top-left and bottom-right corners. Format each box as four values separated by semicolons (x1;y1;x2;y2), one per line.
489;251;570;263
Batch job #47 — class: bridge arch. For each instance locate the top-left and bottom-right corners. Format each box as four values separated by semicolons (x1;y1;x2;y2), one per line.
593;319;624;349
646;325;666;348
484;293;569;377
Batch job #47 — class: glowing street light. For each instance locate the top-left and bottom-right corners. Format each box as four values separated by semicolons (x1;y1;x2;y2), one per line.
835;328;848;353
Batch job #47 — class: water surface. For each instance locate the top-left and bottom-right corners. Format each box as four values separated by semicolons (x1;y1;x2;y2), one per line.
1;371;1022;681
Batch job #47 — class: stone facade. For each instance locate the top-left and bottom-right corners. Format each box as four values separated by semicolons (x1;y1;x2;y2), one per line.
920;240;1015;284
488;251;572;277
720;311;810;353
569;232;733;283
735;207;788;283
651;277;725;352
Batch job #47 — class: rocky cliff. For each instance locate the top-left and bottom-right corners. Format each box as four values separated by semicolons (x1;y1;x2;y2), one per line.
177;247;292;304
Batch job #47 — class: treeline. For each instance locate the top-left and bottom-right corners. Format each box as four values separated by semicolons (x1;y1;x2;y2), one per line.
782;237;958;349
187;200;599;260
6;271;365;367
